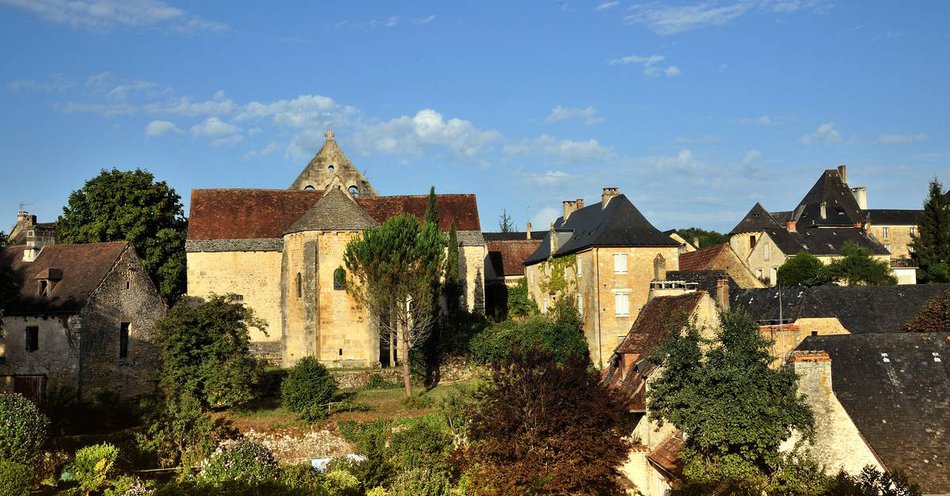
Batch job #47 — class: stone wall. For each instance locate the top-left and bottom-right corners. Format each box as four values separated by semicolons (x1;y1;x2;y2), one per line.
458;242;487;314
187;250;282;343
868;224;914;259
0;314;81;393
745;233;786;287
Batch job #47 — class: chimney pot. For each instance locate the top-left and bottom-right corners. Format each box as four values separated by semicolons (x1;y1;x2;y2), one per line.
692;237;700;248
715;276;730;310
601;187;620;208
526;222;532;240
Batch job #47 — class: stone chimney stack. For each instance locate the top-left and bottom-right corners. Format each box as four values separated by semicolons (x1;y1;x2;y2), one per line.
601;187;620;208
17;211;30;227
851;186;868;210
819;202;827;220
786;220;797;233
692;237;700;249
837;164;847;184
526;222;532;240
549;223;559;253
715;276;730;310
562;200;577;221
787;350;832;391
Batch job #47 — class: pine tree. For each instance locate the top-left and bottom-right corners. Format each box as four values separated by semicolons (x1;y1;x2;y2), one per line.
498;208;514;232
911;178;950;282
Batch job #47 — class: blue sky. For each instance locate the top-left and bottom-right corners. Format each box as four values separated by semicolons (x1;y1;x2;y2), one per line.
1;0;947;233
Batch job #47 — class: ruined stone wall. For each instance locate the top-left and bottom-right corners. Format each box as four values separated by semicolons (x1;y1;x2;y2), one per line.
80;246;165;399
0;315;81;393
186;250;282;343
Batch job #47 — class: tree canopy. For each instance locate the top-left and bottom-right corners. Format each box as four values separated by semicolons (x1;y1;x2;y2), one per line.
0;231;18;336
904;289;950;333
157;295;265;410
676;227;729;248
344;213;446;396
825;242;896;286
648;310;814;489
910;178;950;283
56;168;188;301
777;252;829;286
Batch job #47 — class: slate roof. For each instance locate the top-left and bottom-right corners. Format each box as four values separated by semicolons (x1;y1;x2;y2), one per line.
524;194;677;266
286;187;377;233
188;189;481;240
486;239;542;278
730;202;783;235
762;227;890;257
793;169;866;227
0;242;129;315
867;209;921;226
731;284;950;331
796;333;950;494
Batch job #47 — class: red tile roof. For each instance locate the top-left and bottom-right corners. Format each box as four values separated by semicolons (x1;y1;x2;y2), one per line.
678;243;730;271
0;242;129;314
647;431;685;477
187;189;481;240
487;239;542;277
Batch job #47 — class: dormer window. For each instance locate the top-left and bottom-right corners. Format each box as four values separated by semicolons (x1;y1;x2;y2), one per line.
36;267;62;297
348;186;360;198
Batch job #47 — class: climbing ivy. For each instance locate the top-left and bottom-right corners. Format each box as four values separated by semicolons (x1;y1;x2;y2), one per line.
538;254;578;297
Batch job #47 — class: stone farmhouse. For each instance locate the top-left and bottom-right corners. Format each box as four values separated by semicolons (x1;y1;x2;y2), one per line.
0;240;164;401
524;188;681;368
730;165;920;286
185;131;486;368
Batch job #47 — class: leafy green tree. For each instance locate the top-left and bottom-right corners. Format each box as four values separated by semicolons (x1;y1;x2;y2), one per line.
461;348;630;495
56;168;188;301
137;394;230;469
281;356;337;422
0;393;49;465
470;300;587;365
505;277;538;320
498;209;514;233
424;186;439;227
648;310;814;490
344;214;446;396
157;295;265;410
825;242;896;286
777;252;830;286
910;178;950;283
677;227;729;248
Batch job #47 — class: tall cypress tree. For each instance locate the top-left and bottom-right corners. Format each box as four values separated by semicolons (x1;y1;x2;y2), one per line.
444;220;462;313
910;178;950;282
424;186;439;228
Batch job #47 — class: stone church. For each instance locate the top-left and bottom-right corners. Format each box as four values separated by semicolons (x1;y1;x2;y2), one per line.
186;131;486;368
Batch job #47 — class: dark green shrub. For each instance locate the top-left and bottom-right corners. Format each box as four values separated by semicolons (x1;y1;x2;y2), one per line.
0;460;31;496
469;307;588;365
136;394;234;469
401;392;434;410
281;357;337;422
388;418;452;470
196;438;279;487
279;464;330;494
0;393;49;464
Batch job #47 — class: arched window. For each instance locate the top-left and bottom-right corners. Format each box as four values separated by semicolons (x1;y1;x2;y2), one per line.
333;267;346;290
295;272;302;297
348;185;360;198
304;185;315;191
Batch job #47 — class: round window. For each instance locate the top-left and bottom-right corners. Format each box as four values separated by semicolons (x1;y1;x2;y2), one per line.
348;185;360;198
304;185;315;191
328;165;335;172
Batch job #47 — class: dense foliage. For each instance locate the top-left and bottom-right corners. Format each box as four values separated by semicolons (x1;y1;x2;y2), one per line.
56;168;188;300
344;213;446;396
777;252;830;286
910;178;950;283
157;295;265;410
137;394;233;469
196;439;279;487
0;230;18;335
0;460;31;496
904;288;950;332
648;310;814;489
505;277;538;319
460;348;632;495
677;227;729;248
824;242;897;286
63;443;120;495
0;393;49;464
469;300;587;364
281;356;338;422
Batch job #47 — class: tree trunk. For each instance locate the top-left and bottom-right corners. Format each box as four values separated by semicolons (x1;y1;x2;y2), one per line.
389;329;396;368
402;331;413;397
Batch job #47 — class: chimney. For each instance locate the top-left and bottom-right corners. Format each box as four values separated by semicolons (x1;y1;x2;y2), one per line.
562;200;577;221
787;350;832;393
526;222;532;240
23;243;41;262
601;187;620;208
851;186;867;210
786;220;797;233
819;202;827;220
837;164;847;184
16;211;29;227
575;198;584;210
549;223;559;253
692;237;700;249
715;276;730;310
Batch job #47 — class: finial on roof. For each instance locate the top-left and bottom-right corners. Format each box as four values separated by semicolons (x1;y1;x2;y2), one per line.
325;129;335;140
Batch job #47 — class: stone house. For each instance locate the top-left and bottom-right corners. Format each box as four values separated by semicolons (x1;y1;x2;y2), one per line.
792;333;950;494
186;131;486;368
677;243;764;289
482;229;542;319
7;211;57;247
730;166;921;285
524;188;681;368
0;241;164;400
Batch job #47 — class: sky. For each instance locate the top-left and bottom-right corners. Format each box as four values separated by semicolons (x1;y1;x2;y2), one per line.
1;0;948;234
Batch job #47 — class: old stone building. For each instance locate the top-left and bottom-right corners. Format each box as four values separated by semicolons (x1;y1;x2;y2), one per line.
524;188;681;368
730;166;921;285
483;228;542;319
677;243;764;289
7;210;57;247
0;241;164;400
186;131;486;368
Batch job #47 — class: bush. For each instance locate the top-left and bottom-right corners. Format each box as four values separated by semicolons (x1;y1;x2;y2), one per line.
401;392;434;410
0;460;32;496
281;357;337;422
136;394;234;469
389;467;452;496
197;439;279;487
63;443;120;495
0;393;50;464
322;469;361;496
469;308;588;364
364;374;399;390
387;418;452;471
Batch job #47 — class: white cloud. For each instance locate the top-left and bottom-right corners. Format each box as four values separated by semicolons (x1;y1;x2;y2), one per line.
144;120;182;137
145;95;238;116
210;134;243;147
595;1;620;11
741;115;771;125
7;74;72;92
675;134;720;144
515;170;573;188
355;109;501;159
237;94;356;129
531;207;562;230
649;149;699;172
742;149;762;165
335;16;399;29
0;0;228;32
62;101;137;116
504;135;616;163
609;54;679;77
878;133;928;144
190;116;240;138
624;2;753;35
412;15;436;25
546;105;603;125
801;122;842;144
242;142;281;160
